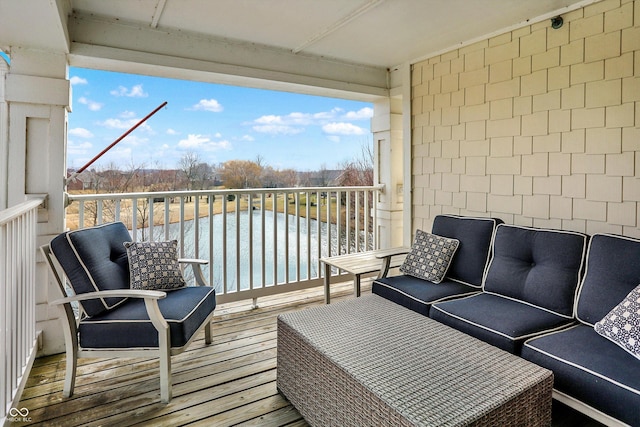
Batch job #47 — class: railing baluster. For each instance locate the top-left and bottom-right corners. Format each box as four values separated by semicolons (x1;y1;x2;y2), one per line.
194;195;200;259
260;193;266;288
208;194;215;293
273;191;278;285
179;196;185;257
284;192;289;284
148;197;154;242
0;197;43;422
235;194;241;291
295;192;300;282
131;198;138;241
248;193;254;291
222;195;228;292
64;186;382;303
346;191;351;254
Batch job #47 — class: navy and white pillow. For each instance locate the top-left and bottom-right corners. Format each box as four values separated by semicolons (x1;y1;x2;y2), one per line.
400;230;459;283
124;240;186;291
594;284;640;360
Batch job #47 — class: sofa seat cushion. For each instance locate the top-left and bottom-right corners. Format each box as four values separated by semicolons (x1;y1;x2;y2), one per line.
430;293;575;354
79;286;216;349
372;275;479;316
522;324;640;426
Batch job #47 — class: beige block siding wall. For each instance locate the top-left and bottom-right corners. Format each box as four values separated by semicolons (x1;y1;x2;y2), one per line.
411;0;640;238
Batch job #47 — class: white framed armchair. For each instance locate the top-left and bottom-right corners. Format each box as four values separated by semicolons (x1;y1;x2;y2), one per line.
42;222;217;403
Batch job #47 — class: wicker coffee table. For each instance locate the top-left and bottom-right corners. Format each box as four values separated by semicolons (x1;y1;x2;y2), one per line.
277;294;553;426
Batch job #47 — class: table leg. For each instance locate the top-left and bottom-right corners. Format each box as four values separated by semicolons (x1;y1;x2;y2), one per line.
324;262;331;304
354;274;361;297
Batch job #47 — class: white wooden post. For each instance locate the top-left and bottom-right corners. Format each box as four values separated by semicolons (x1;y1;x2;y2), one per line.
372;97;404;249
5;47;70;356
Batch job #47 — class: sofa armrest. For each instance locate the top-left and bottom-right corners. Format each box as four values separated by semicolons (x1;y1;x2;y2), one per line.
49;289;166;306
179;258;210;287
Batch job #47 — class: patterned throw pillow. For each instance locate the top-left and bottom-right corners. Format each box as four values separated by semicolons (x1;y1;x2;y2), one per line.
399;230;460;283
124;240;186;291
594;284;640;360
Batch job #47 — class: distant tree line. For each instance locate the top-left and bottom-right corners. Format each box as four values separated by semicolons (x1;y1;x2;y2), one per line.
68;144;373;194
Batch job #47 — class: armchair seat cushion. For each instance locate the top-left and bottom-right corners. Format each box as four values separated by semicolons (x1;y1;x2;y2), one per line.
522;324;640;426
430;293;575;354
78;286;216;349
372;275;479;316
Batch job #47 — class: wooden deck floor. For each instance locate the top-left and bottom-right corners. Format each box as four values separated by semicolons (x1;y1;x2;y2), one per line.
16;281;603;427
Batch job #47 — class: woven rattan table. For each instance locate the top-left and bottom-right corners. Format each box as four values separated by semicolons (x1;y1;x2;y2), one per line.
277;294;553;427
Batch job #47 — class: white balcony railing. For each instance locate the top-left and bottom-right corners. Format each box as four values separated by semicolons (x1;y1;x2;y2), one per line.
1;196;43;424
67;186;381;304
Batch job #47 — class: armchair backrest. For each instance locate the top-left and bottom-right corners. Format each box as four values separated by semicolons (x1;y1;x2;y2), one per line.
50;222;132;317
575;233;640;326
483;224;588;317
431;215;503;288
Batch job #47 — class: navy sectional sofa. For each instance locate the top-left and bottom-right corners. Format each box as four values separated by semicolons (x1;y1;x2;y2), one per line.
521;234;640;426
373;217;639;426
430;224;588;354
372;214;502;316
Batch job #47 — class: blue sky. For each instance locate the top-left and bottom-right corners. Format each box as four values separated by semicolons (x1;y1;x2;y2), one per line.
68;68;373;172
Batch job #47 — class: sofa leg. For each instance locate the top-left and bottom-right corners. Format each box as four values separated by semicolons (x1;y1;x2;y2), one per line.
159;327;172;403
205;321;212;345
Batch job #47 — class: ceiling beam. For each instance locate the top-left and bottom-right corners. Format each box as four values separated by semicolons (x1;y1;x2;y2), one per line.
68;13;390;100
292;0;385;54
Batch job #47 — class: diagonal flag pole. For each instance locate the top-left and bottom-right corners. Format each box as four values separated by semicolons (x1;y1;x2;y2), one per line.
66;101;168;184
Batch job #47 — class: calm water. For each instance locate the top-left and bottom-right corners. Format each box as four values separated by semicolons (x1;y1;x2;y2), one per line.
142;210;349;293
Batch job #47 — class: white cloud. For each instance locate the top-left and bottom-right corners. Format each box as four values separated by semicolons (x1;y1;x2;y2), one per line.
252;124;304;135
191;99;224;112
343;107;373;120
178;134;231;151
99;117;152;133
240;134;255;141
67;140;93;155
110;84;148;98
70;76;88;85
78;97;103;111
322;122;367;136
119;110;136;119
250;106;371;136
69;127;94;138
166;128;179;135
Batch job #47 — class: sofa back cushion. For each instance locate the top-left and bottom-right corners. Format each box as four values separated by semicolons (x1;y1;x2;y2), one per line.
50;222;132;317
431;215;502;288
576;233;640;326
483;225;587;317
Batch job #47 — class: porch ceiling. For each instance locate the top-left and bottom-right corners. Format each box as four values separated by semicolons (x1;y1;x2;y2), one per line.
1;0;593;96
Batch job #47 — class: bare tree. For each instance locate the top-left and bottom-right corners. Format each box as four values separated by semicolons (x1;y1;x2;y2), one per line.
336;142;374;187
178;151;203;190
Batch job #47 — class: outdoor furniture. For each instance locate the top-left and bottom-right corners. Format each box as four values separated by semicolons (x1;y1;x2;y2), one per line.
277;294;553;426
320;246;409;304
522;233;640;426
42;222;217;403
430;224;588;355
372;214;502;316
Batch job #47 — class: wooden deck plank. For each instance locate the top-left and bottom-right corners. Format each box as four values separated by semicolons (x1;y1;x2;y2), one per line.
13;280;600;427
